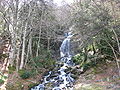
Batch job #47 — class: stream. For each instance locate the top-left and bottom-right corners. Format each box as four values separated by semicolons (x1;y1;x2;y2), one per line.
31;32;75;90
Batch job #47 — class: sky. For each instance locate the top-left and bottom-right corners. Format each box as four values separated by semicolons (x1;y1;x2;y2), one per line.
53;0;74;6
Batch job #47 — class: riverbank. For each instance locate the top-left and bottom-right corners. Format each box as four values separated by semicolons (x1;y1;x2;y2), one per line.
74;61;120;90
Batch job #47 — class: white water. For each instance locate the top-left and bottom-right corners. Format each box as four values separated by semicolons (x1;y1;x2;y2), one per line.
31;32;74;90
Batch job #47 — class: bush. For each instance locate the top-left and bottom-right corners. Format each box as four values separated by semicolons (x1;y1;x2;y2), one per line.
0;72;7;85
8;66;16;74
82;61;96;71
30;55;56;69
18;70;32;79
73;52;85;65
0;79;4;85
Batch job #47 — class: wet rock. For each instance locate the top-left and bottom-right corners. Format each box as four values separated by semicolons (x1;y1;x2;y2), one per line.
71;74;78;79
43;71;50;76
71;69;78;74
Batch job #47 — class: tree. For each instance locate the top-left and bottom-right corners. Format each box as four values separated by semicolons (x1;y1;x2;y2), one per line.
70;0;120;75
0;0;60;70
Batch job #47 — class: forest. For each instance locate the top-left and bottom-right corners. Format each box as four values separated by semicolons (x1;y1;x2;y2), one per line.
0;0;120;90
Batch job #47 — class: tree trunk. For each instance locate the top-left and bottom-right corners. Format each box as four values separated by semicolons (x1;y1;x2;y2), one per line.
47;37;50;51
25;33;32;67
16;46;20;71
110;1;120;53
19;4;32;69
19;21;28;69
36;8;44;57
36;26;42;57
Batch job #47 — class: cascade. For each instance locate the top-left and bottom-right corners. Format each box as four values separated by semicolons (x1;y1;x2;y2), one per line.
31;32;75;90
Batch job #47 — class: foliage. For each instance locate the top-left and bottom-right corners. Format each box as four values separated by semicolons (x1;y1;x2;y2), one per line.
18;70;32;79
0;79;4;84
28;49;56;69
8;66;16;74
8;66;16;71
72;0;120;70
72;35;117;71
72;0;120;59
73;52;85;65
0;72;7;85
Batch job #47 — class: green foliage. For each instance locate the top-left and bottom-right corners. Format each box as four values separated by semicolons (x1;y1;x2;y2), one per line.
8;66;16;74
8;66;16;71
18;70;32;79
29;49;56;69
72;0;120;68
3;75;7;79
97;40;113;55
82;61;96;71
0;72;7;85
73;52;85;65
32;57;55;69
73;48;98;72
0;79;4;84
73;37;115;72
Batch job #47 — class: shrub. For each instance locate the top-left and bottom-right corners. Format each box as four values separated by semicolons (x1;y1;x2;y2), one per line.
8;66;16;74
0;72;7;85
73;52;85;65
18;70;32;79
0;79;4;85
30;55;56;69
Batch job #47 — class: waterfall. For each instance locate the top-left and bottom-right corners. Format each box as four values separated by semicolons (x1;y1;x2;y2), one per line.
31;32;75;90
60;32;73;57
